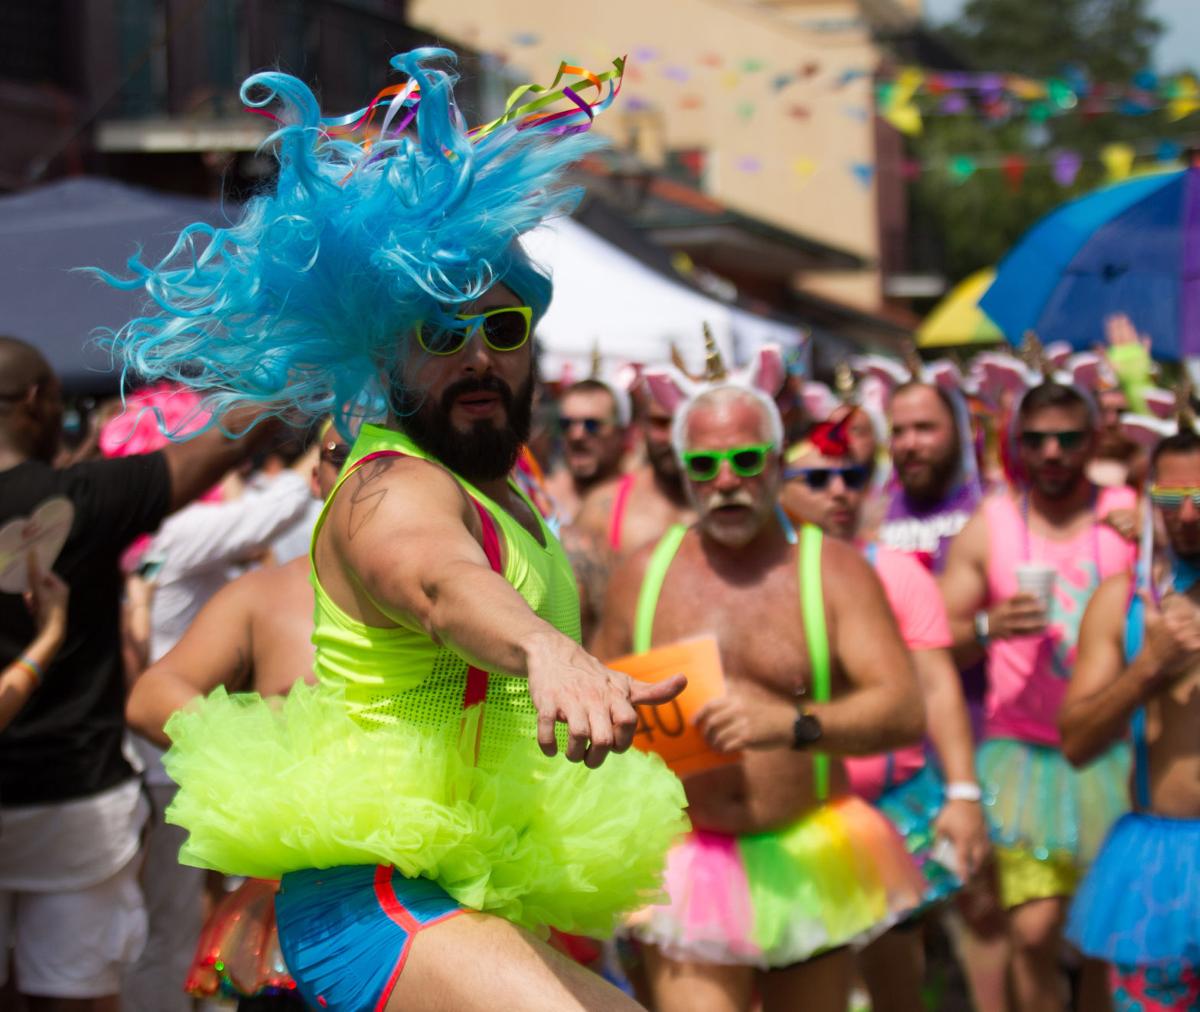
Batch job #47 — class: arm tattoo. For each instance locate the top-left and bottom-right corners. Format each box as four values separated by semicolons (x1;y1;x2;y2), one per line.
346;458;394;541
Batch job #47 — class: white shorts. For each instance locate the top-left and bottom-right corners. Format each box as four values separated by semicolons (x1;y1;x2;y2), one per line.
0;853;147;998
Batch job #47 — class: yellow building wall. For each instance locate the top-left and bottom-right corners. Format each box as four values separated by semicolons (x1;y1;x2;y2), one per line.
410;0;887;310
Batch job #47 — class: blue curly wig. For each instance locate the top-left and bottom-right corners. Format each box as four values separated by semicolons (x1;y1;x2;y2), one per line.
94;48;614;436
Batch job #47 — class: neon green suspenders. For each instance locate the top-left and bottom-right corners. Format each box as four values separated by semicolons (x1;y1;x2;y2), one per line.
632;522;830;800
633;523;689;654
799;523;830;801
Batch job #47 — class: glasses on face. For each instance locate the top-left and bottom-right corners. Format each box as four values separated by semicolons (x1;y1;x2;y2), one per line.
320;442;350;469
557;416;609;437
1149;485;1200;511
681;443;775;482
1019;429;1087;452
416;305;533;357
784;465;871;492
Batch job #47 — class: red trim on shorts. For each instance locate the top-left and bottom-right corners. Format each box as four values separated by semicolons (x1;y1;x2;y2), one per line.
371;866;465;1012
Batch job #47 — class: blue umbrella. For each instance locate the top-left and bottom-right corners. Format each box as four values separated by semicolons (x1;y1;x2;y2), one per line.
980;162;1200;362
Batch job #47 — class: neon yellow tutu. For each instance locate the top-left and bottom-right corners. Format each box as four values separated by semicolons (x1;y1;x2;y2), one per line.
163;683;688;937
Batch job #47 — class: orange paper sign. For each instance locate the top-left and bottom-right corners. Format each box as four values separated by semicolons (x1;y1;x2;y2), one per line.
607;636;741;779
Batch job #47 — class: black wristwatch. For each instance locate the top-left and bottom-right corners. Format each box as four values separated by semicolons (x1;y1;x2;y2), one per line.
791;709;823;750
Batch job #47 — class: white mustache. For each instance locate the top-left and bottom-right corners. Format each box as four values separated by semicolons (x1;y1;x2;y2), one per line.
704;492;755;512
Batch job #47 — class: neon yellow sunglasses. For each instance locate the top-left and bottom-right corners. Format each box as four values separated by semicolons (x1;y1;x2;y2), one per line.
416;306;533;356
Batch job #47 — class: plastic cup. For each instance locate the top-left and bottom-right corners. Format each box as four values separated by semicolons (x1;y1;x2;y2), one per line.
1015;562;1056;611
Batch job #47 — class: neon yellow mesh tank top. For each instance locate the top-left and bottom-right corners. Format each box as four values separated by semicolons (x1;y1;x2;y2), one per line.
309;425;581;768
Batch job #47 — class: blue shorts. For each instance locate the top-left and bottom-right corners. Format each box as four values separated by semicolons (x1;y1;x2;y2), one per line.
274;865;464;1012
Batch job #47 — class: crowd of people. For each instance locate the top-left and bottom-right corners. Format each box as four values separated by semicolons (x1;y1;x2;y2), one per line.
1;44;1197;1012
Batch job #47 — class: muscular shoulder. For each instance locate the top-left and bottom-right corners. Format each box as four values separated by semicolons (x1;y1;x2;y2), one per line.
818;536;879;595
324;453;474;547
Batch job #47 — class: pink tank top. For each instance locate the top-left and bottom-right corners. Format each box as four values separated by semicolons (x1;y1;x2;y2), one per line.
847;545;953;800
983;486;1136;746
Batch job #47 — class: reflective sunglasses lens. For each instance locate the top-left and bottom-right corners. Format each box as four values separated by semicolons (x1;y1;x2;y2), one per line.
842;466;870;490
419;324;466;356
559;416;602;436
731;448;767;476
483;310;528;350
322;443;349;468
685;454;721;481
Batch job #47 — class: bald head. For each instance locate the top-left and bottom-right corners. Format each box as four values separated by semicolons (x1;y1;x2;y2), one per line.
0;336;51;401
0;337;62;462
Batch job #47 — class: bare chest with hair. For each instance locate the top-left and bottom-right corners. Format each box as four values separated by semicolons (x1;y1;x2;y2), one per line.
648;540;816;702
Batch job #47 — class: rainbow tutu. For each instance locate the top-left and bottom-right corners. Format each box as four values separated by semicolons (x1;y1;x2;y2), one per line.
978;738;1129;864
876;764;960;912
627;795;926;968
186;878;295;1000
163;683;688;939
1067;813;1200;968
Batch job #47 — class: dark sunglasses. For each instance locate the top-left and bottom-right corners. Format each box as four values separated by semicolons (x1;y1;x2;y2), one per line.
1019;429;1087;452
784;465;871;491
557;416;609;436
416;306;533;356
681;444;774;482
320;442;350;468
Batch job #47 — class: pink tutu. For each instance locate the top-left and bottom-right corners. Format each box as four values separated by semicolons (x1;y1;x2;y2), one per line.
628;795;925;968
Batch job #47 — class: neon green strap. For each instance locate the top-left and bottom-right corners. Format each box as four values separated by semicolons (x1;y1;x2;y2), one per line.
799;524;831;801
633;524;688;654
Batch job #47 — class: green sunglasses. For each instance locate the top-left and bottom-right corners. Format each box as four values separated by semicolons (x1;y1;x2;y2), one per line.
416;305;533;356
681;443;775;482
1150;484;1200;510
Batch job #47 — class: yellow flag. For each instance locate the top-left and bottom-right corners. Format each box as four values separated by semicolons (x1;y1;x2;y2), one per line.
1101;143;1135;181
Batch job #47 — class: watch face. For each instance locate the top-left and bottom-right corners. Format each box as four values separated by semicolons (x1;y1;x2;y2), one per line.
793;713;822;747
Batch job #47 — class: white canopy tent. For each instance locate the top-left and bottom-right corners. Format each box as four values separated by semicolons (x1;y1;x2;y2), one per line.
521;217;803;382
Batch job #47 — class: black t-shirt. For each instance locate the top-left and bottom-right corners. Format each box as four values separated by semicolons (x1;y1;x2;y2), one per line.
0;453;171;805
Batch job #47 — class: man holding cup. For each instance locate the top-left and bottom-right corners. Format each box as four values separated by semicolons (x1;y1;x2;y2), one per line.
940;381;1137;1012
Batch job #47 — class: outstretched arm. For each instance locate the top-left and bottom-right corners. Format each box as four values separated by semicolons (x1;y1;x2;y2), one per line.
126;577;256;748
325;455;683;769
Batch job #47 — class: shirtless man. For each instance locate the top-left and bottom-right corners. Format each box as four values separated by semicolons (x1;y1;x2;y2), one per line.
941;381;1137;1012
1061;427;1200;1012
126;430;348;1010
574;385;695;560
594;381;926;1012
780;420;988;1012
126;429;347;735
544;379;629;525
565;386;695;642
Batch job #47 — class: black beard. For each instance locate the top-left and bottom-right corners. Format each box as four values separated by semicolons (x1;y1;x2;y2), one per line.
901;448;960;506
395;369;535;484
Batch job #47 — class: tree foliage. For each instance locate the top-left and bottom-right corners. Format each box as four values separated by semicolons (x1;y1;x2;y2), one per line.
908;0;1194;285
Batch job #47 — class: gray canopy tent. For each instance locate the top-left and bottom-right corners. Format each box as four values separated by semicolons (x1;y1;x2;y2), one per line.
0;176;237;394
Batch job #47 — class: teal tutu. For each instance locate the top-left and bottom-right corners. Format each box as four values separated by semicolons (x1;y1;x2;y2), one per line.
978;738;1130;864
1067;812;1200;967
877;764;960;912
